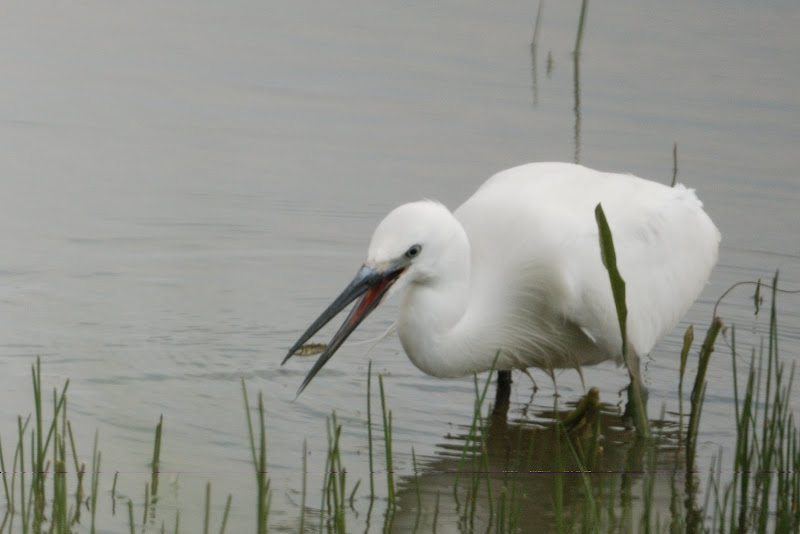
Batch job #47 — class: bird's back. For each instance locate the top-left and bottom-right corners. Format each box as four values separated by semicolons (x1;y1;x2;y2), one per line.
454;162;720;368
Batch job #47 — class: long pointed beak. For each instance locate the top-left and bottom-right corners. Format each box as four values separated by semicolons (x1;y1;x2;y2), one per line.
284;263;405;395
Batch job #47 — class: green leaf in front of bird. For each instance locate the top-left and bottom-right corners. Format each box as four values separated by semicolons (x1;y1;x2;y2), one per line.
595;203;628;357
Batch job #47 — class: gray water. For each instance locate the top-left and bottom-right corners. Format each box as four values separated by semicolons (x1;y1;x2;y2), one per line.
1;1;798;532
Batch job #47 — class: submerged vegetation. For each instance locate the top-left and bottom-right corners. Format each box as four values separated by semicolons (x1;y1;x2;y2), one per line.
0;273;797;533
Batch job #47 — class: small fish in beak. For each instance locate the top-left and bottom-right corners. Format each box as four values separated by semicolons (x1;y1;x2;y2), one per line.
283;263;406;395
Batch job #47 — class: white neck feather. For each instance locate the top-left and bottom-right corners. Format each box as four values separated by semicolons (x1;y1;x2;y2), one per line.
395;222;486;378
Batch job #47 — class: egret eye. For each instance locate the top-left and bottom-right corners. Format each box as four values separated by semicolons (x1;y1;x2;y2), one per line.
405;244;422;259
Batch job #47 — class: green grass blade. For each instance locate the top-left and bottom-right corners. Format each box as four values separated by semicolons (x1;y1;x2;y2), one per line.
378;374;395;512
299;438;307;534
574;0;589;55
241;380;269;534
687;317;722;471
152;415;163;499
219;493;232;534
0;431;10;514
367;360;375;501
411;447;422;534
203;481;211;534
127;498;135;534
90;432;100;534
595;203;648;437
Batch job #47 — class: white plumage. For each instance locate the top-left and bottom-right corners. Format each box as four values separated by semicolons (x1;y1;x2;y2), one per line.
285;162;720;394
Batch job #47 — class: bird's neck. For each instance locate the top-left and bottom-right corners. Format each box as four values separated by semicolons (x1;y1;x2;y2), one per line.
396;228;479;378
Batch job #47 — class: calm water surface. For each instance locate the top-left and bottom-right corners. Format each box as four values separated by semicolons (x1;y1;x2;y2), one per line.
1;1;798;531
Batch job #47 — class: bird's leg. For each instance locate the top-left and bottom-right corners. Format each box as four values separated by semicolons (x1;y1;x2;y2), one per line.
519;368;538;393
514;368;539;408
622;351;649;422
545;367;558;397
574;364;587;393
492;370;512;417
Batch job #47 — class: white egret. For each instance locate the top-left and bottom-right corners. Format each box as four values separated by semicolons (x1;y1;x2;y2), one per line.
284;162;720;400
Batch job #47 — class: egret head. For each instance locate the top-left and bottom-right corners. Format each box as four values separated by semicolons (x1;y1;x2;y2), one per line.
283;200;458;395
367;201;458;293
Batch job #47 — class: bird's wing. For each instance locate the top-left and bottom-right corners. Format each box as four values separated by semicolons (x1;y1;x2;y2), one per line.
456;163;720;361
559;183;719;359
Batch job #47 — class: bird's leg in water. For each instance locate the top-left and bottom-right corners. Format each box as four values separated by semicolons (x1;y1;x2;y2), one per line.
493;370;512;417
622;351;649;422
545;367;558;397
519;368;538;393
574;365;587;393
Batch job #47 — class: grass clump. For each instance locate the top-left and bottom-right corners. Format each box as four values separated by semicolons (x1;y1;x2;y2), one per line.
706;273;800;533
0;358;75;533
241;379;270;534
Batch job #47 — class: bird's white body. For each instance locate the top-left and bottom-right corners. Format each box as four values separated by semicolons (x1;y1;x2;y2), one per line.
370;163;720;378
286;162;720;394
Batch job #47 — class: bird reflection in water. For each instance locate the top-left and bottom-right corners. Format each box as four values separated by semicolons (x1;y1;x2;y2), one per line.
388;387;694;533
